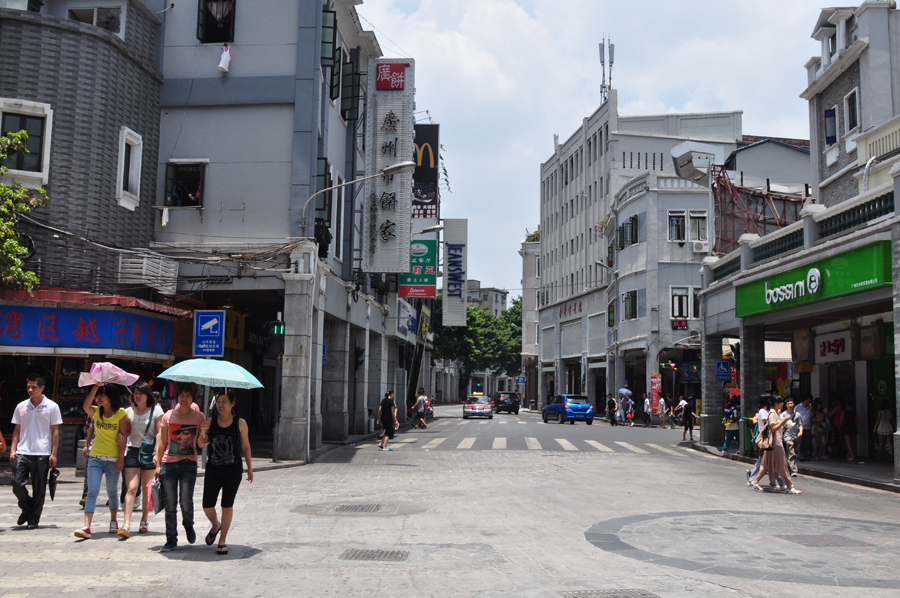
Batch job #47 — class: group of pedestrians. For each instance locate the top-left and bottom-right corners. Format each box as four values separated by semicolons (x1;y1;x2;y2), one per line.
603;393;695;440
747;394;802;494
10;374;253;554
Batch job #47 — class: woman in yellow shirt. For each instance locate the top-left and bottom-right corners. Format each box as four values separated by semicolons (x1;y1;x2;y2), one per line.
75;382;131;539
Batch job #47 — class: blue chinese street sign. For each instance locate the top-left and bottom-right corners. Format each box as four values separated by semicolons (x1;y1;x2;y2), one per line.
193;310;225;357
0;305;173;354
716;361;731;382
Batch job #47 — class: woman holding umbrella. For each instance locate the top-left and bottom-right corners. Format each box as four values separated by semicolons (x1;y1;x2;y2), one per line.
76;383;131;539
155;382;205;552
197;389;253;555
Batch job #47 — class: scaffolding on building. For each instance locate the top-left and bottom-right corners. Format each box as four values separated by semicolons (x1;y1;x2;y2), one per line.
711;165;806;256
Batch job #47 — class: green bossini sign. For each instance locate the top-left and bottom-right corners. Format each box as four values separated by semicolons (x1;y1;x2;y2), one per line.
734;241;892;318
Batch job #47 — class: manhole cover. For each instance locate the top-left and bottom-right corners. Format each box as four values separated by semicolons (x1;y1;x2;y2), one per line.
334;504;384;513
777;534;872;548
560;591;661;598
339;548;409;562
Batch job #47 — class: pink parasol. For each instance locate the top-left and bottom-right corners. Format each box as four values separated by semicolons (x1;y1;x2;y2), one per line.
78;362;139;388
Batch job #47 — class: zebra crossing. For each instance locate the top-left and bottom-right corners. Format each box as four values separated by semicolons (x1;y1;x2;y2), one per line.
374;436;690;455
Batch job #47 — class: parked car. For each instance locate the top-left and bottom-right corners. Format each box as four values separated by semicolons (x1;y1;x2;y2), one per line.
463;394;493;419
542;394;594;424
494;392;520;414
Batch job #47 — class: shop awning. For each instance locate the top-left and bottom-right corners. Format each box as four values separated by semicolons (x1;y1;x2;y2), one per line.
0;287;191;318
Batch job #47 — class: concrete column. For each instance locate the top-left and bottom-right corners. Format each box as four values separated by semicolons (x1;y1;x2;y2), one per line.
855;360;868;458
700;333;724;448
368;327;385;420
739;323;766;456
892;217;900;483
615;351;626;395
309;267;327;450
348;326;368;435
321;318;349;441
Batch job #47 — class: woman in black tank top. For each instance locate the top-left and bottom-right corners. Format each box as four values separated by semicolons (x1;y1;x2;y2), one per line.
197;390;253;555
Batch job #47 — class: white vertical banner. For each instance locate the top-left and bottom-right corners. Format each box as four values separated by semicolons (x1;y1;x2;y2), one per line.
442;218;467;327
362;58;416;273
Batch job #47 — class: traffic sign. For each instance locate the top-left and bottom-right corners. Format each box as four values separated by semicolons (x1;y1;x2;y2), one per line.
716;360;731;382
517;376;526;384
193;310;225;357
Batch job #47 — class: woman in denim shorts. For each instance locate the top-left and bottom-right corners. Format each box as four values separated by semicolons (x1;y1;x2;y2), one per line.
120;383;164;538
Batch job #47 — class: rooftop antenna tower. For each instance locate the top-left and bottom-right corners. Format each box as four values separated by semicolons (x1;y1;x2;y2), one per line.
599;38;607;102
608;41;615;93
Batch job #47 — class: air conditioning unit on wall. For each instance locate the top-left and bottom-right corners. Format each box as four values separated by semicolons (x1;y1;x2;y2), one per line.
692;241;710;254
118;254;179;295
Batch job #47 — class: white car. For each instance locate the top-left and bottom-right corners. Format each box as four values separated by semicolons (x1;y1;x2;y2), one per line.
463;395;493;419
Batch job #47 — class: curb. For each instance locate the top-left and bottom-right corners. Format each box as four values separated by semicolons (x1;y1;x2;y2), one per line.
690;442;900;494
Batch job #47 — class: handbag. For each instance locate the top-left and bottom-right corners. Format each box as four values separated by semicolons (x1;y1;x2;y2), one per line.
137;410;156;466
753;425;773;451
148;475;165;515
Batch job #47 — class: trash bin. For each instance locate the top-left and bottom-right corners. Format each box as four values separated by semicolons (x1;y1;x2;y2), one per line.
742;417;755;452
530;401;537;411
367;409;375;434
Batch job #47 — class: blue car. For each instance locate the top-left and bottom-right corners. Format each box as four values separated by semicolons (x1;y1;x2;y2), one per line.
542;394;594;425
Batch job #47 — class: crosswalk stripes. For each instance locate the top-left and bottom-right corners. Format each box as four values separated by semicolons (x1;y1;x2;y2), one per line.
584;440;613;452
458;421;469;425
457;437;476;449
614;441;648;454
479;421;489;425
518;421;527;424
499;420;508;425
492;437;507;449
644;443;684;457
421;438;446;449
396;437;418;443
525;437;542;450
555;438;578;451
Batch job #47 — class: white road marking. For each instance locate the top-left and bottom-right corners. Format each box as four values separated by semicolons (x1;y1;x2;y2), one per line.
492;437;507;449
499;420;508;425
584;440;613;452
614;441;648;454
457;437;476;449
555;438;578;451
479;420;489;425
458;421;470;425
518;421;527;424
421;438;446;449
525;437;542;450
644;443;685;457
396;437;417;443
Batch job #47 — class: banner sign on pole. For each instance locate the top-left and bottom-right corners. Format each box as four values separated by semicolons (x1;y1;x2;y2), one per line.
442;218;467;327
400;239;436;297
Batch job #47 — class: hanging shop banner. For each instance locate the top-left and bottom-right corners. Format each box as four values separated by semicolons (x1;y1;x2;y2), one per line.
650;373;662;414
412;124;439;219
417;304;432;341
399;239;437;298
395;298;417;344
362;58;415;273
442;218;468;327
0;305;173;355
735;241;892;318
815;329;854;364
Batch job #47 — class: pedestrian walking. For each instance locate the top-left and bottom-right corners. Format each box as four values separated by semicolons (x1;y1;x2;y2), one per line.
642;394;651;428
414;389;428;429
606;394;617;426
616;395;625;424
677;396;694;441
747;395;783;487
155;382;205;552
657;396;668;429
873;400;895;459
625;395;635;426
120;383;164;538
782;398;802;476
722;400;739;453
10;374;61;529
197;390;253;556
811;400;826;460
841;400;858;461
795;395;812;459
750;396;801;494
378;390;397;451
76;382;131;539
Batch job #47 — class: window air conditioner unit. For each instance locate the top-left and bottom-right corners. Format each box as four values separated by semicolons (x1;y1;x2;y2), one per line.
692;241;710;254
118;254;179;295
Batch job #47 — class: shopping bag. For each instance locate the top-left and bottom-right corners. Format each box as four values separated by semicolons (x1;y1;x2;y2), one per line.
148;476;165;515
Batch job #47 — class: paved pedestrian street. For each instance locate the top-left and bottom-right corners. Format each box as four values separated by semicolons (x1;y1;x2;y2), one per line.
0;407;898;597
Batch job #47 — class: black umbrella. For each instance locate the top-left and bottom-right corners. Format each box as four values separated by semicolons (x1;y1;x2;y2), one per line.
48;468;60;501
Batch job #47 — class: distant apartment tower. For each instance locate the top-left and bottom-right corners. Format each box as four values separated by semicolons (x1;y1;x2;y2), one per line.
466;279;508;317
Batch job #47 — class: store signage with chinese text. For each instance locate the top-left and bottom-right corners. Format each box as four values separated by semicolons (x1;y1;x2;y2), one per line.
399;239;436;297
650;373;662;414
0;305;173;354
735;241;892;318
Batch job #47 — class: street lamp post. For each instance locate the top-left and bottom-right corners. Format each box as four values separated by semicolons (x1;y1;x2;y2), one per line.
299;160;416;237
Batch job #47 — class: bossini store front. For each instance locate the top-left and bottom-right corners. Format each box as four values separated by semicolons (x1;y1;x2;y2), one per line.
700;223;899;482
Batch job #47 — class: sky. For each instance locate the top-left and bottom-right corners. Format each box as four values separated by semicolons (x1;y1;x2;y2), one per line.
356;0;830;298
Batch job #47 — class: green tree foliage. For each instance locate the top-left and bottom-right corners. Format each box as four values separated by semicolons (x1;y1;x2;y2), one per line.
0;131;47;292
432;294;523;397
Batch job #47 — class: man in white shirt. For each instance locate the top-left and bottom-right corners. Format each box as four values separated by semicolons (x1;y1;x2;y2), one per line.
795;396;813;459
10;375;62;529
642;394;651;428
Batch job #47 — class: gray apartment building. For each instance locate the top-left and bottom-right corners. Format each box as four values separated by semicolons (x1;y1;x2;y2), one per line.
697;1;900;483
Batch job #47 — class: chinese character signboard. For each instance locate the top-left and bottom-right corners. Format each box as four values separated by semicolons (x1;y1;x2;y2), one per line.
413;124;439;219
399;239;436;298
363;58;415;273
0;305;173;354
651;373;662;414
442;218;467;327
193;310;225;357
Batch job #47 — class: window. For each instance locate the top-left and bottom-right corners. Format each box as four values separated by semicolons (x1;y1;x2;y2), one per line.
1;112;45;173
616;226;624;250
671;287;689;318
116;127;143;210
587;139;592;165
623;214;638;245
608;301;616;327
689;211;707;241
652;153;656;170
69;7;122;34
692;288;700;319
659;153;664;171
27;0;43;12
321;10;336;66
668;210;686;241
315;158;333;224
333;177;343;259
483;292;488;301
339;61;360;118
197;0;235;44
330;46;343;102
824;107;837;145
607;243;615;267
844;89;858;133
165;161;205;208
622;290;637;320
